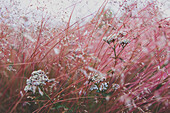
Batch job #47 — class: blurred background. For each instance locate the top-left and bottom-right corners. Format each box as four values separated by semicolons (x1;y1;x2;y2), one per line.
0;0;169;26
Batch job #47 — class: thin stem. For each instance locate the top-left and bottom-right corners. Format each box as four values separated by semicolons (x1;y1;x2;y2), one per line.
113;45;117;58
39;86;53;103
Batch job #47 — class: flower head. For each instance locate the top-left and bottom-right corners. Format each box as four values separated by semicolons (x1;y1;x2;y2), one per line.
24;70;52;95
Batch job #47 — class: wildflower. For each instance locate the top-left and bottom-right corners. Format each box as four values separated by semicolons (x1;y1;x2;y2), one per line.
119;38;130;45
90;84;98;91
119;38;130;47
103;34;116;44
24;70;54;96
99;82;109;91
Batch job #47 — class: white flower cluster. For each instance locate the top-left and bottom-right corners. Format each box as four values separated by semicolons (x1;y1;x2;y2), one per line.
99;82;109;91
90;82;109;92
24;70;53;95
103;32;130;46
119;38;130;45
90;81;120;92
103;34;116;44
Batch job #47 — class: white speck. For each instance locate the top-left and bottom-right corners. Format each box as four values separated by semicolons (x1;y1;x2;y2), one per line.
20;91;23;97
54;48;60;54
141;62;145;65
7;59;10;62
79;89;82;95
105;95;110;101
